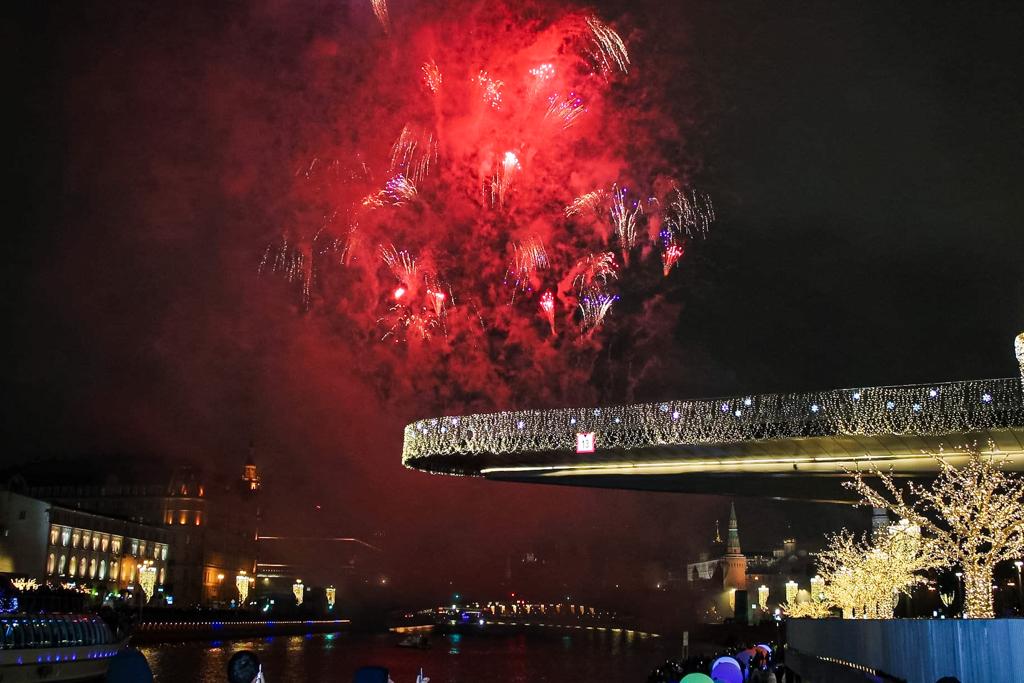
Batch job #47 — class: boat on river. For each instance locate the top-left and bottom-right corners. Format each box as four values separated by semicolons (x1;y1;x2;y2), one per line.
0;614;123;682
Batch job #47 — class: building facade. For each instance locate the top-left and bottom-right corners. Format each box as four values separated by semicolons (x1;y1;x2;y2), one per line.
0;490;171;596
18;455;260;607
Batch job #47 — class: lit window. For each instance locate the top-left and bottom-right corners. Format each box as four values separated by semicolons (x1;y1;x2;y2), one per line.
110;561;119;581
194;512;202;526
89;558;97;579
111;537;122;554
58;555;67;575
69;557;77;576
101;535;109;552
81;531;91;548
72;530;81;548
47;554;56;574
179;511;188;525
161;546;168;561
99;560;107;580
159;567;166;585
79;558;87;577
50;526;60;546
131;540;139;556
61;528;71;547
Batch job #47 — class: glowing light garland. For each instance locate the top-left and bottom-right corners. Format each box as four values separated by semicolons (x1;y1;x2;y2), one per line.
236;571;252;605
11;579;39;592
1016;332;1024;392
403;378;1024;474
138;562;157;603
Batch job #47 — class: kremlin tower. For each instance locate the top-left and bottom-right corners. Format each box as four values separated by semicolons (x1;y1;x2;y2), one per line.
721;502;748;591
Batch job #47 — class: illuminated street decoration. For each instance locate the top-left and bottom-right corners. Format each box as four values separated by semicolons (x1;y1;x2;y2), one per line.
1016;332;1024;391
326;586;336;610
138;561;157;603
785;581;798;606
236;571;252;605
783;598;831;619
293;580;304;606
757;585;769;610
404;377;1024;473
810;520;930;619
847;443;1024;618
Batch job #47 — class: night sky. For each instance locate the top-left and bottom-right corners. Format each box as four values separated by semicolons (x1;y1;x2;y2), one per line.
9;0;1024;604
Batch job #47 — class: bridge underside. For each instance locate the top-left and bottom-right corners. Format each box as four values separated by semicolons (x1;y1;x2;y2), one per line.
423;427;1024;504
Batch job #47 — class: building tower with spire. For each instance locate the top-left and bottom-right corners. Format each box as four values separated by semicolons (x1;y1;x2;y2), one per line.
721;502;748;591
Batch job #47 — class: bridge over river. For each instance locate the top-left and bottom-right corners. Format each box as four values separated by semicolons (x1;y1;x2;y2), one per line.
403;335;1024;503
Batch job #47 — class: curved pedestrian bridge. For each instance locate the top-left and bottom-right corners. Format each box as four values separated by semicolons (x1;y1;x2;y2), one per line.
403;377;1024;502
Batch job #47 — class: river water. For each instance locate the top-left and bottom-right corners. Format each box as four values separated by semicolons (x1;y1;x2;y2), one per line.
139;630;674;683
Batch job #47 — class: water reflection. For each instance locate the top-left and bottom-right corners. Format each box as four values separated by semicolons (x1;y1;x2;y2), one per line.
141;630;669;683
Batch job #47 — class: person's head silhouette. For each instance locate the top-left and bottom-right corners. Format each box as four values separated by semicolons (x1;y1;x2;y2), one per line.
227;650;264;683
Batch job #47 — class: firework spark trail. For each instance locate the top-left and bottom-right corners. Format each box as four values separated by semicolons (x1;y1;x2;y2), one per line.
389;125;438;186
489;151;521;207
544;93;587;129
475;70;504;110
661;242;685;276
610;184;641;253
421;60;442;93
527;62;555;98
505;236;549;299
423;272;452;316
259;235;321;308
572;252;618;290
585;16;629;75
379;244;418;289
564;189;608;218
529;63;555;82
362;175;418;208
539;290;556;335
578;287;618;335
380;308;438;342
371;0;390;34
665;186;716;239
265;1;712;371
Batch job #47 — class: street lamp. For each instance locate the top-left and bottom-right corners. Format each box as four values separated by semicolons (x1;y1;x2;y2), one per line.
954;571;964;617
810;576;825;603
1015;561;1023;609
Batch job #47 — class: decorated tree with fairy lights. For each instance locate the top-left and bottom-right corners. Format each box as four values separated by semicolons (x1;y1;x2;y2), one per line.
809;522;932;619
846;444;1024;619
782;597;832;619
